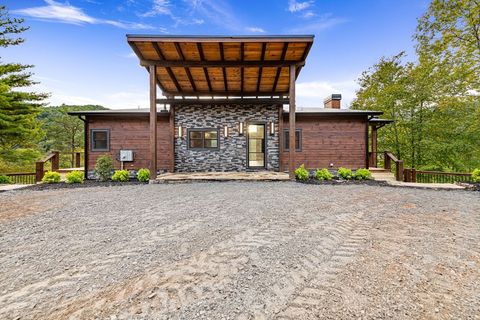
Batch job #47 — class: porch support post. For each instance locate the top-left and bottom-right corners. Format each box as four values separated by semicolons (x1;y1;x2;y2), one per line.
149;65;157;180
371;125;378;167
288;65;296;179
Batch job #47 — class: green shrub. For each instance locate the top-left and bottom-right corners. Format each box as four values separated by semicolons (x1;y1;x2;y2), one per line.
472;169;480;183
66;171;84;184
95;155;113;181
137;168;150;182
42;171;61;184
337;167;353;180
112;170;129;182
354;168;372;180
294;164;309;181
315;168;333;181
0;175;13;184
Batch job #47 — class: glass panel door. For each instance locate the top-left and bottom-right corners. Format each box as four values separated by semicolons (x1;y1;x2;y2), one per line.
248;124;265;168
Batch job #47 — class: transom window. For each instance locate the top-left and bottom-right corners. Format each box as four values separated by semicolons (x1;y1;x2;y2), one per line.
91;129;109;151
284;129;302;151
188;129;219;149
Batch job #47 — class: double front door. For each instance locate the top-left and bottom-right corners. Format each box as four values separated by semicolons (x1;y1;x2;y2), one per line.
247;124;265;168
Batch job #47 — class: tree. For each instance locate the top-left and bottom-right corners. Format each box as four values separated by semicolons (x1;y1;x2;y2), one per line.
39;105;106;167
0;6;48;152
416;0;480;93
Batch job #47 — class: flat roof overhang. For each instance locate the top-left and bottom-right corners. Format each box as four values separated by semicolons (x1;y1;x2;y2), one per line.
127;34;314;99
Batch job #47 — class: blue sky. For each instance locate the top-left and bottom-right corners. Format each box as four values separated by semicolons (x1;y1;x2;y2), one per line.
3;0;428;109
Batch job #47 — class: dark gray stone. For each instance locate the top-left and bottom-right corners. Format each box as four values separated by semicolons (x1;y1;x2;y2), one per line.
174;104;280;172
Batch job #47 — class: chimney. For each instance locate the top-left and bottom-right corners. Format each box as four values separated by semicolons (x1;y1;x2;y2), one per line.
324;94;342;109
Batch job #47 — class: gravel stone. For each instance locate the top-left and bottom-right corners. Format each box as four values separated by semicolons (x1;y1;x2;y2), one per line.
0;182;479;319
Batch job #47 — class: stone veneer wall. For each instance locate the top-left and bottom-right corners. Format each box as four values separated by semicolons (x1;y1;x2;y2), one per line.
174;104;280;172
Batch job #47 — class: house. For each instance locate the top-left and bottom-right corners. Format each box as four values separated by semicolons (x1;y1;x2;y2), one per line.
69;35;388;179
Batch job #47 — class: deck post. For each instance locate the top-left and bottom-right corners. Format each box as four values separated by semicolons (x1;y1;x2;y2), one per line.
149;65;157;180
35;161;44;183
288;65;296;179
371;125;378;167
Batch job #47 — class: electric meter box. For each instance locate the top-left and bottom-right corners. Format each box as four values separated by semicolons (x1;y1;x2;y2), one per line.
119;150;133;162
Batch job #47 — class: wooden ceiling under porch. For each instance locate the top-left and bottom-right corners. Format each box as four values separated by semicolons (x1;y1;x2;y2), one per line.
127;35;314;98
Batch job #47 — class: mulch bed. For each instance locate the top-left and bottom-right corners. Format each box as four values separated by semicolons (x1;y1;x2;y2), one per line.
297;178;390;187
23;180;148;191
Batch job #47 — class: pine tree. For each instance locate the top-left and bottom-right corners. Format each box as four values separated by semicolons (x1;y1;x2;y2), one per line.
0;6;48;151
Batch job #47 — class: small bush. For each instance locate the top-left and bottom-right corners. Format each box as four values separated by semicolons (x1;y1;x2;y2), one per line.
472;169;480;183
66;171;84;184
315;168;333;181
42;171;61;184
0;175;13;184
137;168;150;182
95;155;113;181
112;170;129;182
295;164;309;181
354;168;372;180
337;167;353;180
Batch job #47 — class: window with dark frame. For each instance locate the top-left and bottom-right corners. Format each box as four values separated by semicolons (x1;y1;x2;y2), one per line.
91;129;109;151
188;129;219;149
284;129;302;151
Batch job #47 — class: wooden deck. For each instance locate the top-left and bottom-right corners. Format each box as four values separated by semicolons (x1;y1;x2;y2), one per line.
156;171;290;183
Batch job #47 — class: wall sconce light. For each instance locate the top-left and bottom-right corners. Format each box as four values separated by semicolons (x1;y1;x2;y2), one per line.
178;126;183;138
239;122;244;135
224;125;228;138
270;122;275;136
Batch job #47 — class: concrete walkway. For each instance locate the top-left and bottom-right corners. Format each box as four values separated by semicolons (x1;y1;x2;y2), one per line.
371;170;465;190
0;184;31;192
156;171;290;182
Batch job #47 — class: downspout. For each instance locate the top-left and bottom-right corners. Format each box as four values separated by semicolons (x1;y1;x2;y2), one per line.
78;116;88;180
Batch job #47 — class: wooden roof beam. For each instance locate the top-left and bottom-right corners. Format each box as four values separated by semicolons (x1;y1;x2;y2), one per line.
174;42;197;94
219;43;228;94
196;43;212;94
139;59;305;68
256;43;267;95
156;97;289;105
240;42;244;97
151;42;182;93
272;42;289;95
128;41;169;95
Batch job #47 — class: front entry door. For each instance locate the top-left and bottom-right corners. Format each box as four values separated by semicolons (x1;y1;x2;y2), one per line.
247;124;265;168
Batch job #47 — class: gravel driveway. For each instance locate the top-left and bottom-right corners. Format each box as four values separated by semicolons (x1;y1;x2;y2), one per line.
0;182;479;319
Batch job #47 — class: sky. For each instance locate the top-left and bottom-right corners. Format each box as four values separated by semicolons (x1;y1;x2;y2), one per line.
3;0;429;109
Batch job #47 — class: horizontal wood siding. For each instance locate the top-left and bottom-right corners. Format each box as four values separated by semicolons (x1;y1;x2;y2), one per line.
87;116;171;171
281;115;367;170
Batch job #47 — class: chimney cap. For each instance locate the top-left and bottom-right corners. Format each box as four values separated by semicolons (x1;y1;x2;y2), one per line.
323;94;342;103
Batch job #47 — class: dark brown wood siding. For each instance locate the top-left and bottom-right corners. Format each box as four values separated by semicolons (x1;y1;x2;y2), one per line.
281;114;368;170
86;116;172;172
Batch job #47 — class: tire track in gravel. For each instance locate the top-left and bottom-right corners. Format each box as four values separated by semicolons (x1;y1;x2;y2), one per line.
272;210;373;319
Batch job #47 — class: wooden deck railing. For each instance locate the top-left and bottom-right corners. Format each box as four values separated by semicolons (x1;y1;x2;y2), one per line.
35;151;60;182
5;172;37;184
384;151;404;181
404;169;473;184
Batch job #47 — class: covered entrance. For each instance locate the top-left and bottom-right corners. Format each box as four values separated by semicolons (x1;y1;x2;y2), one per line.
127;35;314;179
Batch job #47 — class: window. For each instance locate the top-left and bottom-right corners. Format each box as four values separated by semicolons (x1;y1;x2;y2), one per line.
91;129;109;151
188;129;219;149
284;129;301;151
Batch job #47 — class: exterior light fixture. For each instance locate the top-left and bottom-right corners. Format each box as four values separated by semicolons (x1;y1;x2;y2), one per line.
239;122;244;135
270;122;275;136
224;125;228;138
178;126;183;138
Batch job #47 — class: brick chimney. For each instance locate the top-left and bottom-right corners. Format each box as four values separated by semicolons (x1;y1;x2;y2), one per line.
324;94;342;109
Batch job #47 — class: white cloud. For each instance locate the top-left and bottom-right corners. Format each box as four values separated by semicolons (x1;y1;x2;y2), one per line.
141;0;172;17
288;0;314;13
246;27;266;33
288;15;346;33
296;80;358;109
13;0;154;30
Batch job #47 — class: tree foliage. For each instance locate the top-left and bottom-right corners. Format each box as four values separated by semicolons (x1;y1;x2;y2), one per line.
0;6;48;151
352;0;480;172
